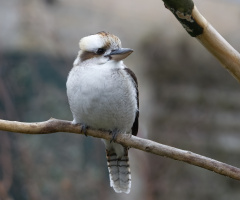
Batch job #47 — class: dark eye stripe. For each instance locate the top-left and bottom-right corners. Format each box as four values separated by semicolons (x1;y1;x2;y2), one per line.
96;48;106;55
80;47;107;62
80;51;96;61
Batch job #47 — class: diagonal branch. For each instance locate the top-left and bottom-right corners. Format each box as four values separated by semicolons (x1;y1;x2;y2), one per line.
162;0;240;82
0;118;240;181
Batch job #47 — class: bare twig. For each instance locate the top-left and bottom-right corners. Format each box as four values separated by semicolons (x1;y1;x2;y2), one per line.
0;118;240;181
162;0;240;82
193;6;240;82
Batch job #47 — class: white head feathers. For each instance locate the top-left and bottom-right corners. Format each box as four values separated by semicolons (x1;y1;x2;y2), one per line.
79;31;122;52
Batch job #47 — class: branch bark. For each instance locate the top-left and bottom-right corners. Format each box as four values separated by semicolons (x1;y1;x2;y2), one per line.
0;118;240;181
162;0;240;82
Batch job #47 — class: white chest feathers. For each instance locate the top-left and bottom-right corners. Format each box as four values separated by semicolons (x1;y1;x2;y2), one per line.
66;61;138;134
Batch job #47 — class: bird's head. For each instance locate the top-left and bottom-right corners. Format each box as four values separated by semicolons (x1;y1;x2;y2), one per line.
76;31;133;65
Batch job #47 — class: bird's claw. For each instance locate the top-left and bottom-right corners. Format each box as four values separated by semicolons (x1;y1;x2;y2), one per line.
81;124;88;137
72;120;88;136
110;129;118;143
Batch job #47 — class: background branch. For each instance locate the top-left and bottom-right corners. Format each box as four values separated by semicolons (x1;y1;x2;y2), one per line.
0;118;240;181
162;0;240;82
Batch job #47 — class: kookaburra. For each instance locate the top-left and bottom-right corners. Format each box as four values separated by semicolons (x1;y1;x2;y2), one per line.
66;31;139;194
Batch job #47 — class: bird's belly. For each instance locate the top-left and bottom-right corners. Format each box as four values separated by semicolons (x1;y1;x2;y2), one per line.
67;68;137;132
82;94;133;131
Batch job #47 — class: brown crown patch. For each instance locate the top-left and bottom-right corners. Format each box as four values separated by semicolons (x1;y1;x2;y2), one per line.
97;31;121;49
97;31;109;37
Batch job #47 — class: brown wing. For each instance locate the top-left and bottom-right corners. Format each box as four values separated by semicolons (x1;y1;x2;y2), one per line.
124;67;139;136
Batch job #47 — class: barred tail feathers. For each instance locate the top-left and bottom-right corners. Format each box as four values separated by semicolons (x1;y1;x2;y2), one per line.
106;149;131;194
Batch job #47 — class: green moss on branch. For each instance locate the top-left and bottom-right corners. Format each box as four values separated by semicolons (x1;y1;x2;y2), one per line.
163;0;194;14
162;0;203;37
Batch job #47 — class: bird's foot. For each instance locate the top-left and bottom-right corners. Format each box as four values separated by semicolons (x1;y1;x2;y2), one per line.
71;120;88;137
109;129;119;143
81;124;88;137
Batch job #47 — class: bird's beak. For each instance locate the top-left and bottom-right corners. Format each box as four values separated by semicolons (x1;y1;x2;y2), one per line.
107;48;133;61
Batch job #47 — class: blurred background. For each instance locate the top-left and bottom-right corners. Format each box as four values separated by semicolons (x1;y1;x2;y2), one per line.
1;0;240;199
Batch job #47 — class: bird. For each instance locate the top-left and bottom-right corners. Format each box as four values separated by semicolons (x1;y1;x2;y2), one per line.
66;31;139;194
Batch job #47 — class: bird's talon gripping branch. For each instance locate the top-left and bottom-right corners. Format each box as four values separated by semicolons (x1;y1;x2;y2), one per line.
80;124;88;136
110;129;119;143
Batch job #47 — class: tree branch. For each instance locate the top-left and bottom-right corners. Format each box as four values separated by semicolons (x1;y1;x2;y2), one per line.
162;0;240;82
0;118;240;181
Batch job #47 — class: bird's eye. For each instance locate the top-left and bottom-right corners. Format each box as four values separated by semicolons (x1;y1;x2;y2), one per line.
96;48;106;55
